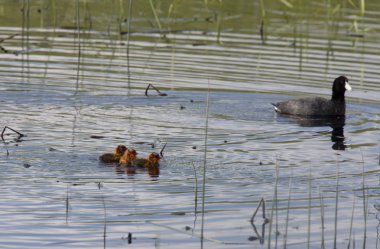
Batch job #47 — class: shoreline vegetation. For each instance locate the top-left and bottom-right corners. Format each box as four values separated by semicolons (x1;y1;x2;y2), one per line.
0;0;378;248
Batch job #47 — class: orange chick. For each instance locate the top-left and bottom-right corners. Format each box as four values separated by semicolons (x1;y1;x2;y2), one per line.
132;152;161;168
119;149;138;166
99;144;127;163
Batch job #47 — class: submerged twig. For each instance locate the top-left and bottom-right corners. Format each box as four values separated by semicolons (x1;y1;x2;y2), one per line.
145;84;167;96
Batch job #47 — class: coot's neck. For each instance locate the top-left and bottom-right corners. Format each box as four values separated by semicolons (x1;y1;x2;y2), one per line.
331;91;345;102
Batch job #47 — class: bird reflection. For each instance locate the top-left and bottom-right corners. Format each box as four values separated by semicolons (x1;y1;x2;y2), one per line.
281;115;347;150
112;164;160;178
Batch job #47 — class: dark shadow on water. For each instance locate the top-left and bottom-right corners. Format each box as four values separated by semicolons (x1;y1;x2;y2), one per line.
112;165;160;179
280;115;346;150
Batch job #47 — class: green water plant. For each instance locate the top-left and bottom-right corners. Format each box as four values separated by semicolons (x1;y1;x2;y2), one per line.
319;188;325;249
361;150;367;248
259;0;266;44
149;0;162;31
307;165;312;249
267;158;279;249
75;0;82;94
347;197;356;249
101;189;107;248
200;84;210;248
333;157;340;249
126;0;133;91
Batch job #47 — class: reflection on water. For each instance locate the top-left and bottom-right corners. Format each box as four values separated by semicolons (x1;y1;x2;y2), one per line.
113;164;160;178
278;115;347;150
330;117;346;150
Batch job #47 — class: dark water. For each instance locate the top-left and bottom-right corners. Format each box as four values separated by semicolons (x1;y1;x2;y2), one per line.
0;1;379;248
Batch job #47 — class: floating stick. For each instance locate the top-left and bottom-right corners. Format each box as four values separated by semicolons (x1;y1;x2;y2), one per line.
145;84;167;96
1;126;24;141
0;33;19;43
250;197;269;223
1;126;24;156
159;142;167;157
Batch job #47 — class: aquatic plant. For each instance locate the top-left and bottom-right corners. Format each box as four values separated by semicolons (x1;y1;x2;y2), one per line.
149;0;162;31
200;83;210;248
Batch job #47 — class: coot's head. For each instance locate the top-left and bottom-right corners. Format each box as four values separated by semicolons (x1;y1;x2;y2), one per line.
115;144;128;156
332;76;351;100
127;149;138;160
148;152;161;165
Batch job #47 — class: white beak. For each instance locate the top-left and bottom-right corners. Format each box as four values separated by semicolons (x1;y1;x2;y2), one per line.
345;80;352;91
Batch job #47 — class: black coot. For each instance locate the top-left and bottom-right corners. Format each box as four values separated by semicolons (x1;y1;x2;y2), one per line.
272;76;352;116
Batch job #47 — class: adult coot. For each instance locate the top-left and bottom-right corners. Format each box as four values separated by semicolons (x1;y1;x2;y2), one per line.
272;76;352;116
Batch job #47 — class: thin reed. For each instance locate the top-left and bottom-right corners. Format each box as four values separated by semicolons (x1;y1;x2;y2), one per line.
200;83;211;248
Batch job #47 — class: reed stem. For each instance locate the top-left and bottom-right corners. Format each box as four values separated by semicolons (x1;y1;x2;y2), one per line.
149;0;162;31
283;174;292;249
307;165;312;249
75;0;82;94
267;157;279;249
126;0;133;92
347;197;356;249
361;150;367;248
333;157;340;249
200;82;210;249
319;188;325;249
